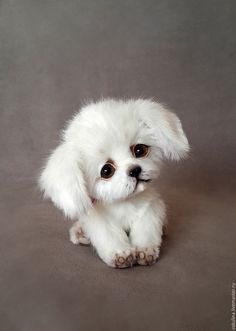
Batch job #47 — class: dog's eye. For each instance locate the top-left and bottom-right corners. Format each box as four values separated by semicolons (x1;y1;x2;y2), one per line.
131;144;149;158
100;163;116;179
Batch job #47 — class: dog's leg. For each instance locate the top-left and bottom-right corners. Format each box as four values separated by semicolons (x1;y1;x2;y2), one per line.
130;200;166;266
82;217;135;268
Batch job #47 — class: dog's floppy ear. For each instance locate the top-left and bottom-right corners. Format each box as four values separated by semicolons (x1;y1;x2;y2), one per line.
138;100;190;160
39;142;91;220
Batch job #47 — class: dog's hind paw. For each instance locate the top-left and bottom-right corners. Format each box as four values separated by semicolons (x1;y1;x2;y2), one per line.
69;226;90;246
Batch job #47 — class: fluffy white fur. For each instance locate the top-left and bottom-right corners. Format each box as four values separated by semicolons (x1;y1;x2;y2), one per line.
39;99;189;268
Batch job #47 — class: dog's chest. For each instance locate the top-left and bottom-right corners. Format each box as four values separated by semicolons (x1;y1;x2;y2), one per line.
104;195;153;230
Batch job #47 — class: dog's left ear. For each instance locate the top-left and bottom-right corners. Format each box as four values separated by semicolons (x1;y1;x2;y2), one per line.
138;100;190;160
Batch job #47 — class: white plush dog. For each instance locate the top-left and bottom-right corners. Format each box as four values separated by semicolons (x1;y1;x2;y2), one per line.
39;99;189;268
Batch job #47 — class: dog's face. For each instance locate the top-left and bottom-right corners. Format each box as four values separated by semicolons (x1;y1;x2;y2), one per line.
91;141;158;202
40;99;189;219
78;105;162;202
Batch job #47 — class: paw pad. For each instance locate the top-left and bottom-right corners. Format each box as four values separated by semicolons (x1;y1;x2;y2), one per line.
136;247;159;266
114;253;134;269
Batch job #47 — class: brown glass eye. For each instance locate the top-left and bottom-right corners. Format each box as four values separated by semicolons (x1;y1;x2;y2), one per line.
131;144;149;158
100;163;116;179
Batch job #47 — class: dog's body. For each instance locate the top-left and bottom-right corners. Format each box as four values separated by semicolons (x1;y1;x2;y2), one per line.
39;99;189;268
70;186;166;267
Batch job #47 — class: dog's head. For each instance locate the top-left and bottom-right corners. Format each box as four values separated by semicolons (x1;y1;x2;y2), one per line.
39;99;189;219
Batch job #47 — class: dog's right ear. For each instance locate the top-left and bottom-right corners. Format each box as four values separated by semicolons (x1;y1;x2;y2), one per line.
39;142;92;220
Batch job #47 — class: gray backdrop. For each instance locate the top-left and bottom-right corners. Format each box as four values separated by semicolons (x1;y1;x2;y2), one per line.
0;1;235;331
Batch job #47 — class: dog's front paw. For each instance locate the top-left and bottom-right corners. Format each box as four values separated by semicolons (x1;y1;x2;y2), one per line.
109;250;136;269
136;247;159;266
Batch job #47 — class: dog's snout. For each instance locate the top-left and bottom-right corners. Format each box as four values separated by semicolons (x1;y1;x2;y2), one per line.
129;166;142;178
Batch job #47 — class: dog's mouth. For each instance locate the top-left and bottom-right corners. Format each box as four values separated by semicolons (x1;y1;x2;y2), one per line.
133;178;151;193
139;178;151;183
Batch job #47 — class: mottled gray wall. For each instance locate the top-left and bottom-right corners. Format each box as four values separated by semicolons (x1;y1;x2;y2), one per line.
1;3;236;331
1;0;235;188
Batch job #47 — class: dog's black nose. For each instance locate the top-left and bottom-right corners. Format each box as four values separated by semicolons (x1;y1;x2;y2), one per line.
129;166;142;178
